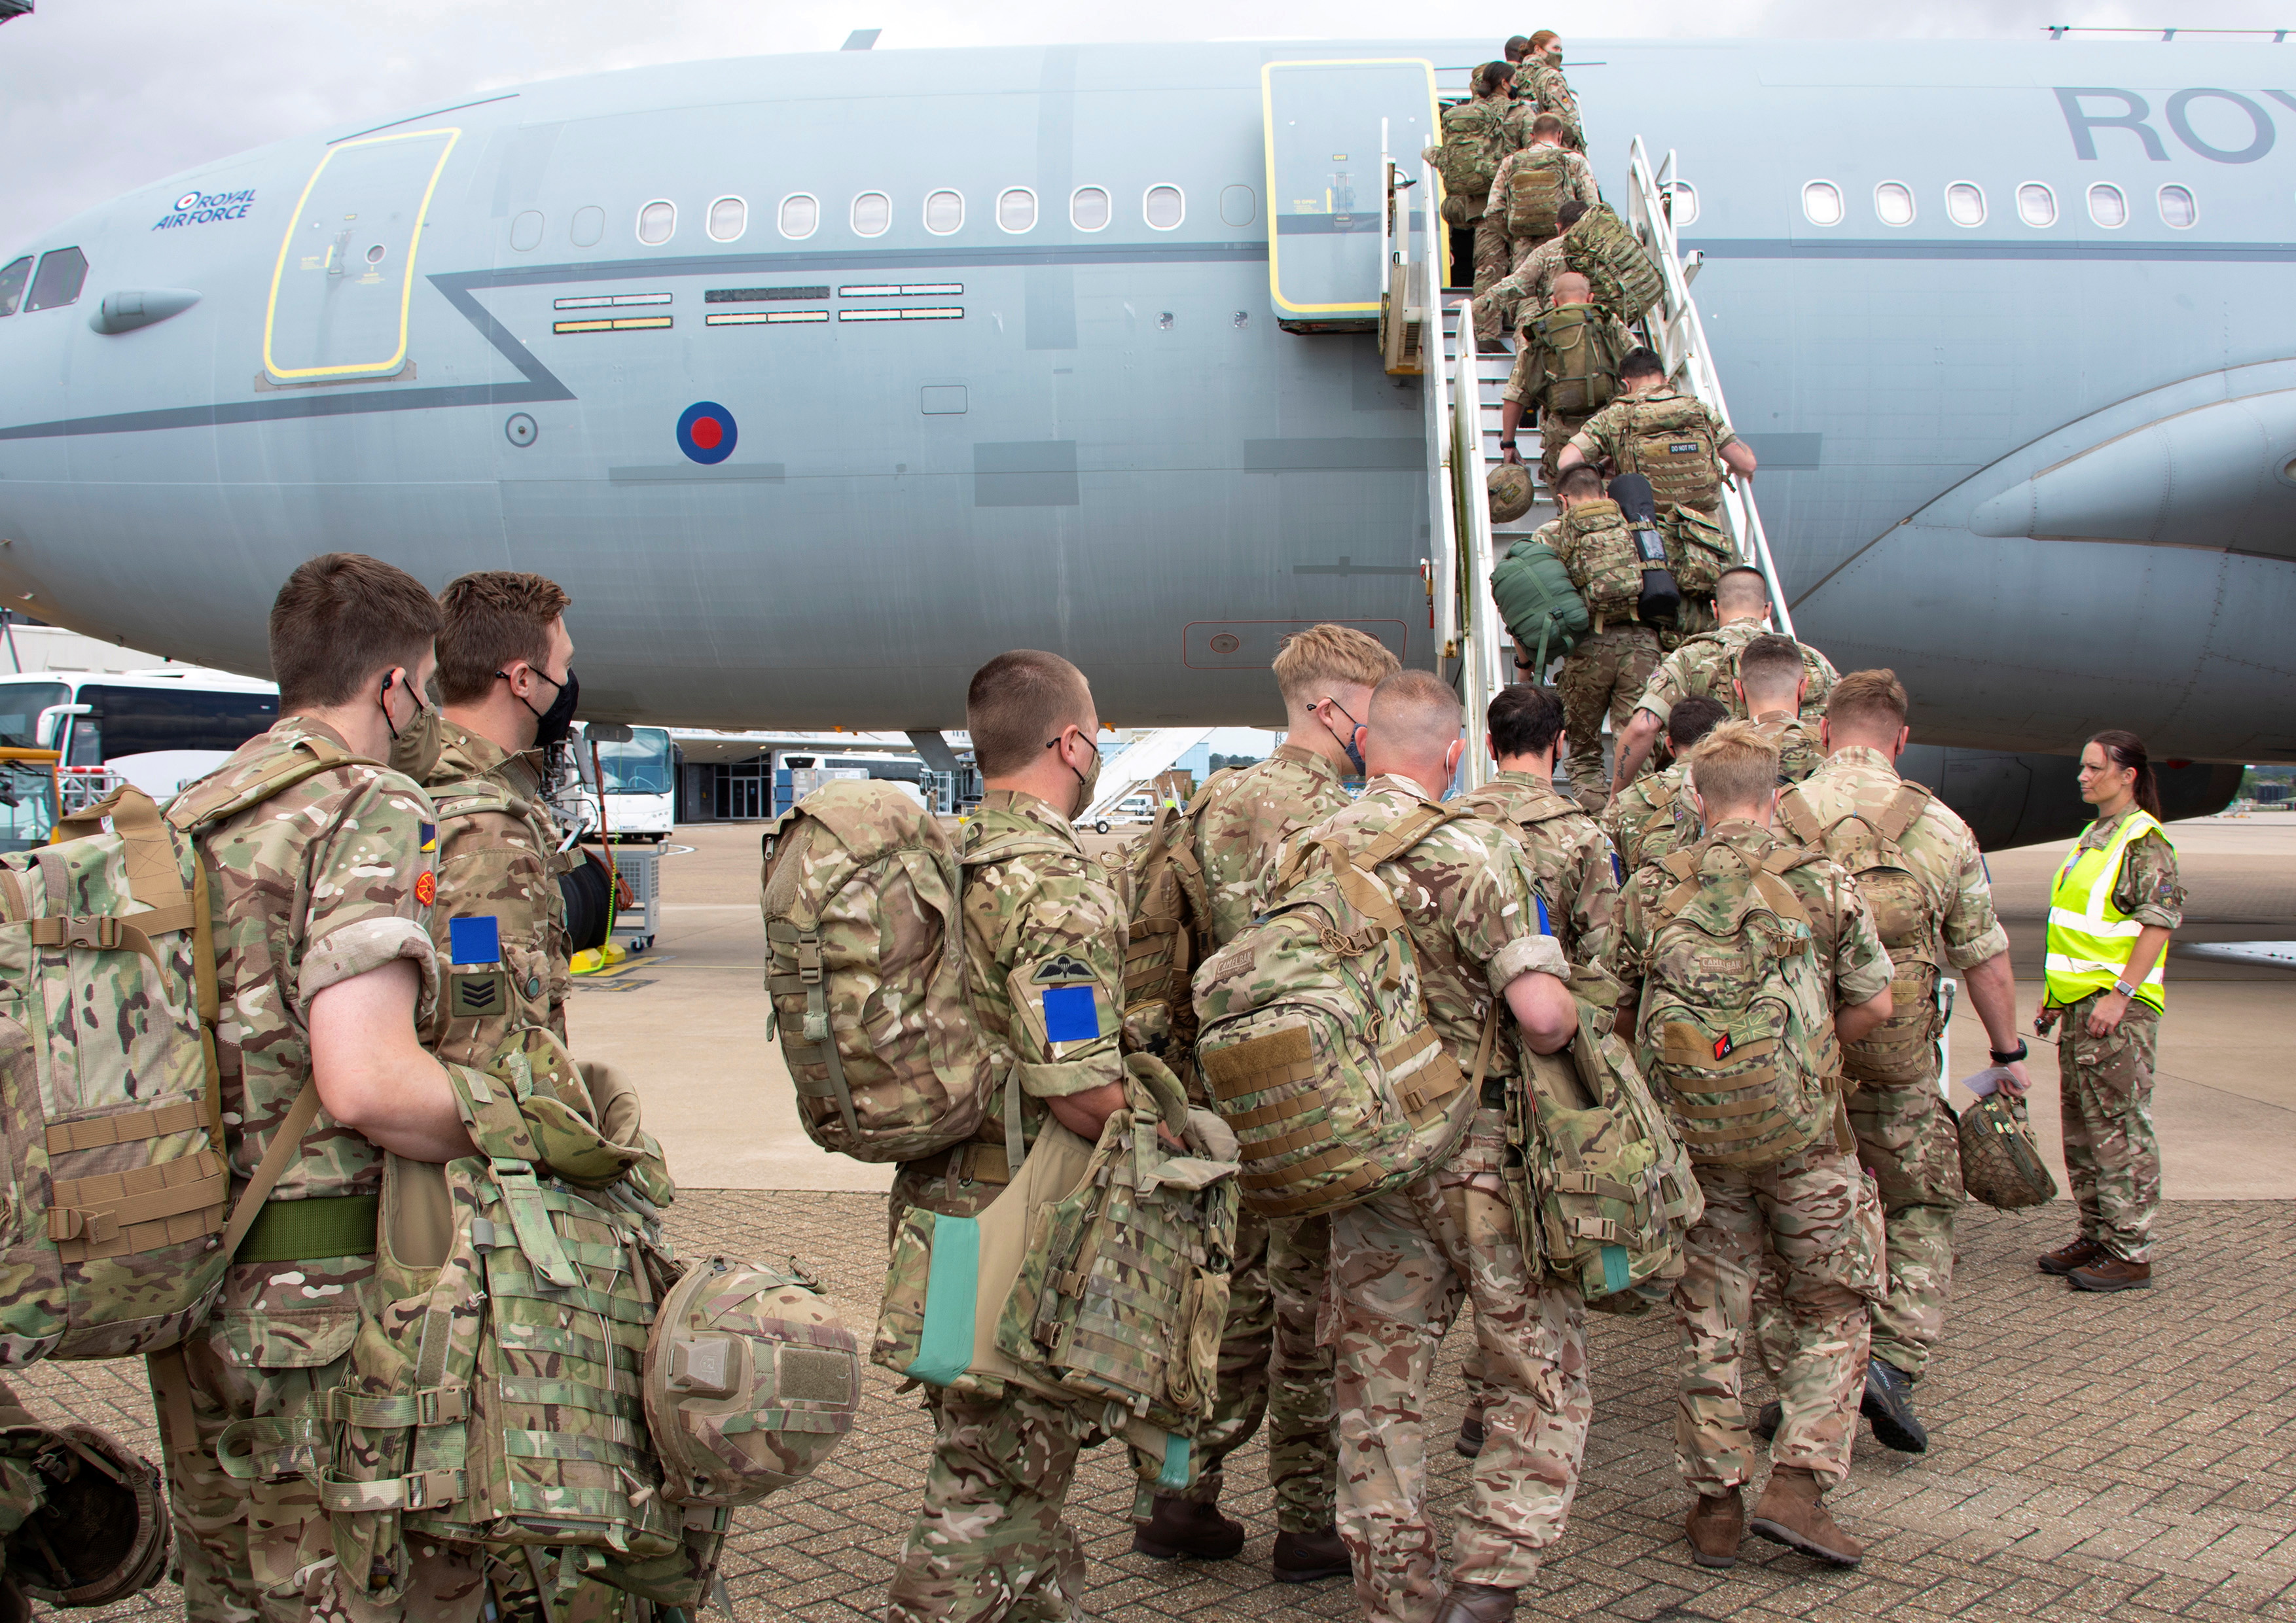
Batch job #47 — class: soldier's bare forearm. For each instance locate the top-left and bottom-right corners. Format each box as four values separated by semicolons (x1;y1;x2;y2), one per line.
1962;951;2032;1094
309;961;478;1162
1609;712;1662;795
1045;1081;1127;1143
1835;986;1893;1047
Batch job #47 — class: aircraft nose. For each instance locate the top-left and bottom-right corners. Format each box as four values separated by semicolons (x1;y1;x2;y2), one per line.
1968;387;2296;560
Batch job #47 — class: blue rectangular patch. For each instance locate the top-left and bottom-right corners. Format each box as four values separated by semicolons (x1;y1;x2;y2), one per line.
419;822;437;853
1041;984;1100;1043
448;915;501;967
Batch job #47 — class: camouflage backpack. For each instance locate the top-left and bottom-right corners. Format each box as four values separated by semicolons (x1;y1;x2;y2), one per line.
1618;394;1722;511
1753;715;1825;787
759;781;994;1162
1434;98;1513;211
1505;147;1571;239
1115;791;1216;1099
1490;538;1590;674
1192;801;1495;1219
1561;204;1664;321
1521;302;1622;418
1554;497;1647;621
1611;773;1698;875
1662;507;1734;599
1634;836;1845;1168
1778;781;1942;1084
0;745;373;1368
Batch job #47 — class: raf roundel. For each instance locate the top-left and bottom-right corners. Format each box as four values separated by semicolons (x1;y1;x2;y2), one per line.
175;190;200;211
677;401;738;465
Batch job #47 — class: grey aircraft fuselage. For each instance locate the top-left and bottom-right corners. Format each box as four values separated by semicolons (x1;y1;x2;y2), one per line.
0;37;2288;844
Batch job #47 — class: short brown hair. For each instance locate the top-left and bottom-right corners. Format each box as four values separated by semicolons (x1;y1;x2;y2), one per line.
1488;684;1564;759
1556;465;1603;499
1688;719;1780;813
436;571;572;705
967;651;1091;777
1273;624;1401;709
1530;113;1566;139
1713;566;1770;613
1368;668;1462;753
1826;668;1909;735
269;553;442;713
1736;633;1804;700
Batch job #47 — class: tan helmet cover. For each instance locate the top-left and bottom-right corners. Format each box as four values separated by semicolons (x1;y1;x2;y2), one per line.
643;1257;861;1507
3;1425;170;1607
1488;461;1535;523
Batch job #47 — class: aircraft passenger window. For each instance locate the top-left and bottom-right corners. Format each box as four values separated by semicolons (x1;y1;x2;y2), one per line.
2158;185;2198;228
1800;181;1843;227
2016;183;2057;228
779;194;819;239
924;190;964;234
997;188;1037;232
511;211;545;252
1144;185;1185;230
1219;185;1256;227
852;192;891;237
2087;184;2127;228
1874;182;1914;227
24;248;88;312
1071;187;1111;231
637;200;676;245
571;205;605;247
708;196;747;242
1662;180;1698;226
0;257;29;318
1945;182;1986;226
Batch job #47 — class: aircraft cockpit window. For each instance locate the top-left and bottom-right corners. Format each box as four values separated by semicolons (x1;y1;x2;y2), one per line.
1945;182;1986;226
2159;185;2198;228
637;200;677;245
708;196;748;241
997;188;1037;233
1660;181;1697;226
779;194;819;239
1144;185;1185;230
1874;182;1914;227
2016;183;2057;228
1799;181;1842;227
852;192;891;237
511;211;545;252
924;190;964;234
2087;184;2127;228
1071;187;1111;231
571;206;605;247
24;248;88;312
0;257;29;318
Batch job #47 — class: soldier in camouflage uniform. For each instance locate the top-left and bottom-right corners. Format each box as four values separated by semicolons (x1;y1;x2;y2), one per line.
2036;732;2183;1293
1558;349;1757;520
1482;200;1584;335
886;651;1140;1623
1312;670;1586;1623
1443;63;1533;351
1496;264;1626;503
1124;626;1393;1580
1606;697;1729;878
1735;635;1825;787
1528;465;1663;811
153;556;484;1623
1612;721;1893;1571
1489;120;1600;276
1513;31;1583;149
1607;567;1840;798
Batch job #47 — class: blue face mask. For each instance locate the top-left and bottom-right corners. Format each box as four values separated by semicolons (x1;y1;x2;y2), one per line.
1320;700;1367;778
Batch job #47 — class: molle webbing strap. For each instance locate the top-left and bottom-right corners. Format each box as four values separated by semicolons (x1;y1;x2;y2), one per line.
1778;788;1824;847
1878;781;1932;843
221;1079;323;1261
46;1151;228;1257
232;1193;381;1264
770;916;859;1141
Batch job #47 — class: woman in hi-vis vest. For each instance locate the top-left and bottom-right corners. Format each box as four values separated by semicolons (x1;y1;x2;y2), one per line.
2034;731;2183;1293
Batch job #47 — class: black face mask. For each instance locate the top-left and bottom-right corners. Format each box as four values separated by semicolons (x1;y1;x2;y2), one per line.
503;665;579;749
380;671;427;744
1321;699;1367;779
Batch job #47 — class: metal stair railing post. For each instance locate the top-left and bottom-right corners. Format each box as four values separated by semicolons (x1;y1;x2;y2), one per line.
1623;136;1797;638
1451;302;1501;793
1425;158;1462;668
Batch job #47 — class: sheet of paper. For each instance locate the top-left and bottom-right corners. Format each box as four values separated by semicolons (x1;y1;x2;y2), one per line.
1960;1065;2014;1100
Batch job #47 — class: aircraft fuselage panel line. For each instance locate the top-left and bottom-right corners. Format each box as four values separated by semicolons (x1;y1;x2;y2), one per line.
1689;238;2296;262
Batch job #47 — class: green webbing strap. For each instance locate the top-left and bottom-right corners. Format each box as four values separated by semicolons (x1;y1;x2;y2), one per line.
317;1467;466;1513
467;1219;629;1272
503;1423;651;1461
492;1158;579;1287
495;1375;645;1419
1160;1433;1191;1491
904;1212;978;1387
485;1268;656;1325
232;1193;380;1263
321;1387;471;1429
795;929;860;1139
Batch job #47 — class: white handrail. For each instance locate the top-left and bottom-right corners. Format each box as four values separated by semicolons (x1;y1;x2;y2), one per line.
1421;158;1461;664
1452;315;1502;791
1622;136;1796;638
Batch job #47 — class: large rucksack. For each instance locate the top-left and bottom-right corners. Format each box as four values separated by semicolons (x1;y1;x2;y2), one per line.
1192;802;1496;1219
1634;836;1846;1168
1662;506;1734;599
1562;204;1664;320
1617;394;1723;511
1504;147;1571;239
1491;538;1590;674
1115;793;1215;1098
1554;497;1647;621
1434;98;1513;207
1520;302;1622;418
1611;774;1697;874
1778;781;1943;1086
759;783;996;1162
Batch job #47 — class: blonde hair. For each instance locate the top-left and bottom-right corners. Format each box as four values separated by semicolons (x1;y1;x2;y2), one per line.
1273;624;1401;709
1826;668;1909;734
1689;719;1780;813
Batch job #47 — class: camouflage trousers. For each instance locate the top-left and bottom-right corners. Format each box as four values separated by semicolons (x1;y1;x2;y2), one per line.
1329;1113;1589;1623
2056;993;2162;1264
1132;1209;1336;1531
1535;410;1590;497
1557;625;1662;812
1471;204;1513;344
1673;1141;1884;1493
888;1384;1099;1623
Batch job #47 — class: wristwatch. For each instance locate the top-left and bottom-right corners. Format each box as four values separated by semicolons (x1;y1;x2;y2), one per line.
1988;1037;2028;1066
2111;977;2138;999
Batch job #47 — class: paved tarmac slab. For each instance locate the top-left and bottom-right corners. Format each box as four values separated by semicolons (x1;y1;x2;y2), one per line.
20;1192;2295;1621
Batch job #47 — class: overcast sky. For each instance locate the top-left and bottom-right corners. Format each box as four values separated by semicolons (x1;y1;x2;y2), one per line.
3;0;2292;250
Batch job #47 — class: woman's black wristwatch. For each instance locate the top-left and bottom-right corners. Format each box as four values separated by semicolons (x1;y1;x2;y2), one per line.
1989;1037;2029;1066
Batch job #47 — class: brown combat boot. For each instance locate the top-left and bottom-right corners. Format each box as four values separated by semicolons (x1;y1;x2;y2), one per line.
1749;1467;1863;1567
1131;1495;1246;1560
1433;1582;1518;1623
1270;1524;1352;1584
2037;1236;2104;1275
1686;1487;1744;1569
1456;1410;1487;1459
2068;1255;2152;1293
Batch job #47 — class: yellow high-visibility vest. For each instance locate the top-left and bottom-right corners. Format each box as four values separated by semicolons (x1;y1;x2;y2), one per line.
2045;808;2169;1012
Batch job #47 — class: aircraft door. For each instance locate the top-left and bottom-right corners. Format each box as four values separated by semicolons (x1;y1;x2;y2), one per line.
262;128;460;383
1262;60;1438;332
